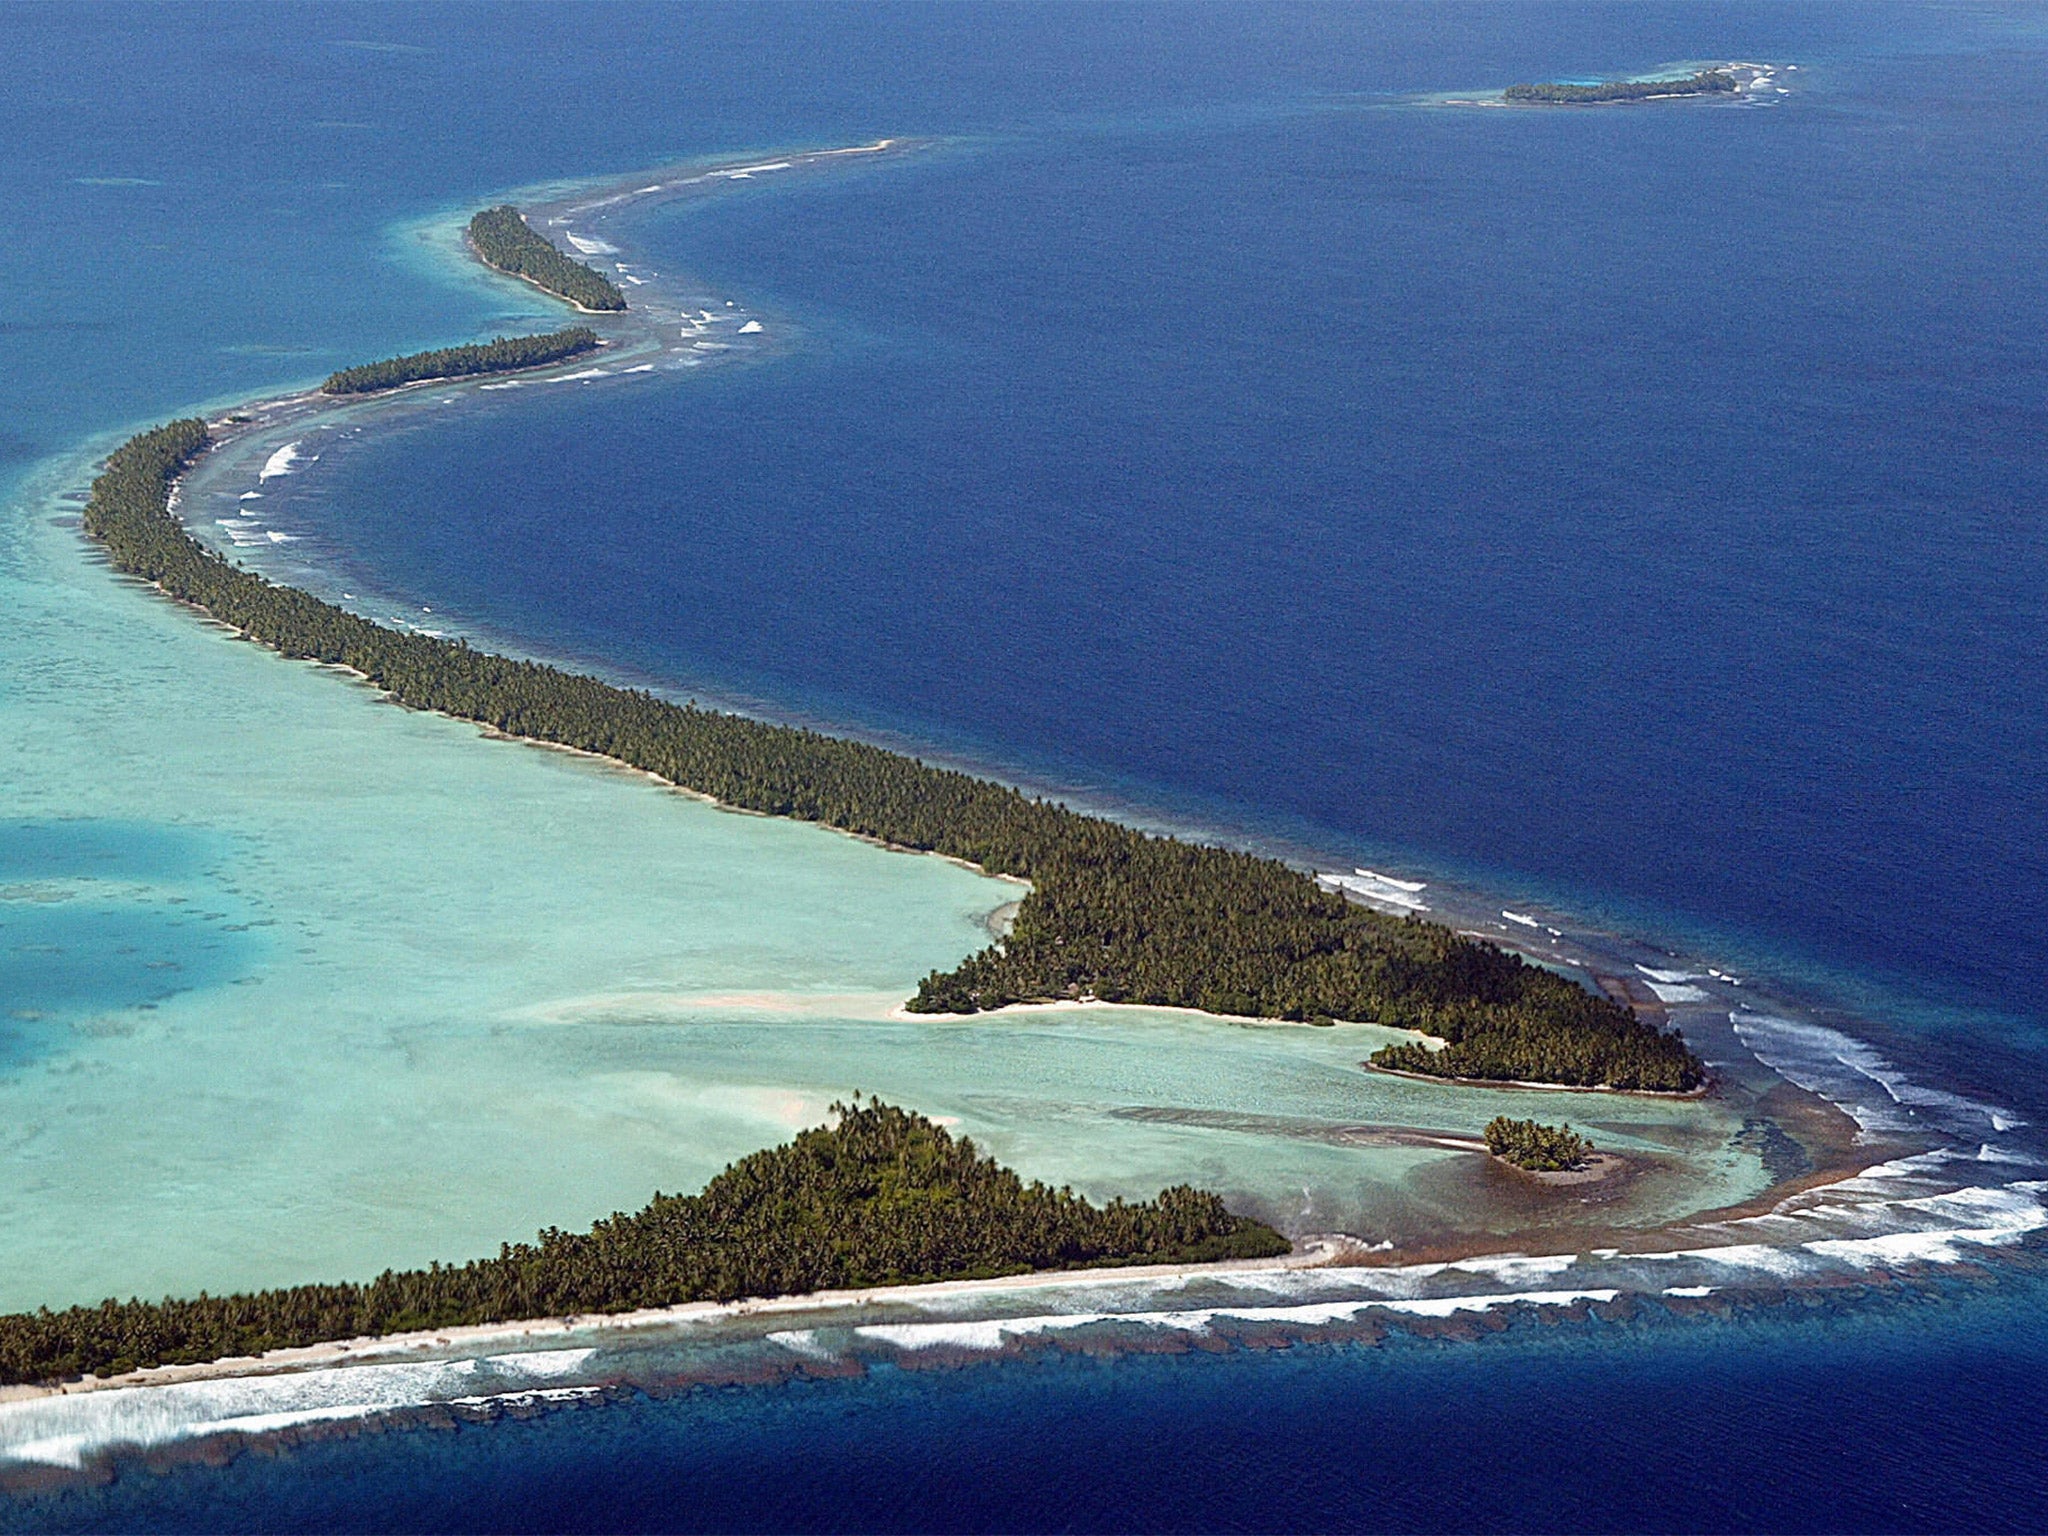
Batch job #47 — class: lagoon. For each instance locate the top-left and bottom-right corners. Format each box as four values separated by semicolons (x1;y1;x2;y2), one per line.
5;0;2048;1524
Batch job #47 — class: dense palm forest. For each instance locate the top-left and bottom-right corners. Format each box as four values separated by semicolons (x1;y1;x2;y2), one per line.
0;1102;1286;1386
81;420;1704;1093
1505;69;1737;103
467;205;627;311
1484;1116;1594;1172
321;327;600;394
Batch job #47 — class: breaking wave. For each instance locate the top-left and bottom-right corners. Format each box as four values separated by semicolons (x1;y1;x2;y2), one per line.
1730;1008;2023;1139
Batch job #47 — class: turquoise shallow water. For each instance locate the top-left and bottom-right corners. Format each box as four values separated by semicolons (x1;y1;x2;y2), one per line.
5;2;2048;1525
0;455;1767;1310
0;468;987;1304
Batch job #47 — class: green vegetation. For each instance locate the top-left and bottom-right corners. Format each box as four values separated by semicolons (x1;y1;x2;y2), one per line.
1367;985;1699;1090
81;419;1704;1093
0;1101;1286;1386
1505;69;1737;104
1484;1116;1594;1172
320;327;599;395
467;205;626;312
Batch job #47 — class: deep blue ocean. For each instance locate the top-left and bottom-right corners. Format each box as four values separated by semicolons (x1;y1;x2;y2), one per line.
16;1277;2048;1535
6;1;2048;1529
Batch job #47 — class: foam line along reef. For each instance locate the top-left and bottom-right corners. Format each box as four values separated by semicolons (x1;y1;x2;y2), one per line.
0;1102;1285;1388
88;409;1703;1092
63;145;2005;1245
15;135;2045;1500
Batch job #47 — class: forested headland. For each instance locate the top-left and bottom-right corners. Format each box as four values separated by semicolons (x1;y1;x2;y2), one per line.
80;419;1704;1093
1505;69;1737;104
1484;1116;1594;1172
467;205;627;311
321;327;599;395
0;1101;1286;1386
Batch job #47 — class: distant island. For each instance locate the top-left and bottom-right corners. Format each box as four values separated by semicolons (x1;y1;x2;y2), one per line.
81;413;1706;1094
320;326;600;395
467;204;627;312
0;1101;1287;1386
1505;69;1738;104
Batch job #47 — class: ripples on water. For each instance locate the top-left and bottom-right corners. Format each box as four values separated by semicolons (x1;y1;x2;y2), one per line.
4;0;2048;1527
11;1270;2048;1533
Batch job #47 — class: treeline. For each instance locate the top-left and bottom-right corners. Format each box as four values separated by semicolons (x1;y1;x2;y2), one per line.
913;841;1698;1090
1367;975;1700;1092
82;420;1703;1093
0;1101;1286;1386
321;327;599;395
1484;1116;1593;1172
467;205;626;312
1505;70;1737;103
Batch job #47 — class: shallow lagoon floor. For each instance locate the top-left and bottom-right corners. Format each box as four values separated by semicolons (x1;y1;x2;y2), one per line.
0;446;1768;1312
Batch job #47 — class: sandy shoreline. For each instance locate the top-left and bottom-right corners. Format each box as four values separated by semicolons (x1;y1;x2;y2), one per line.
1361;1062;1713;1101
109;373;1897;1344
460;233;624;315
0;1244;1338;1407
24;125;2000;1436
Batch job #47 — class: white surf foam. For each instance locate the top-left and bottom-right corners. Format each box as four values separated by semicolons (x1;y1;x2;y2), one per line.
738;319;764;334
1377;1289;1620;1318
1359;869;1426;891
1502;910;1540;928
852;1288;1624;1355
764;1329;836;1362
1730;1008;2021;1139
562;233;617;256
1317;869;1430;912
258;442;304;481
1803;1204;2046;1267
1445;1254;1580;1287
0;1347;602;1471
1644;981;1709;1004
1664;1242;1814;1280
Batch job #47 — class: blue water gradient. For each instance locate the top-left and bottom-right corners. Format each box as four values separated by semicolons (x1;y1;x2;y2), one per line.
270;13;2048;1060
0;822;257;1068
6;1;2048;1528
12;1275;2048;1534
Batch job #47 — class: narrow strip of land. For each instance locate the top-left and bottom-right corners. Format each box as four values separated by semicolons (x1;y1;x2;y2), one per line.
1505;68;1737;104
84;412;1705;1094
321;327;601;395
0;1103;1285;1387
467;205;627;311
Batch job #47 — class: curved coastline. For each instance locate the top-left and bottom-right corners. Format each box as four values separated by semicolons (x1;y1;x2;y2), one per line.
68;143;1986;1191
10;134;2046;1493
118;415;1704;1091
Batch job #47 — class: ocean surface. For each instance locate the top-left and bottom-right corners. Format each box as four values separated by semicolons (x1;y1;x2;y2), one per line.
13;1273;2048;1535
4;1;2048;1529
